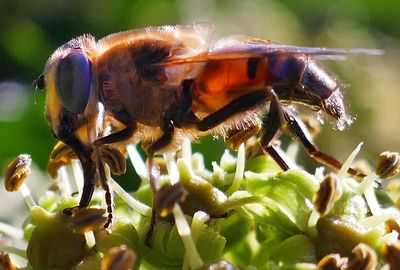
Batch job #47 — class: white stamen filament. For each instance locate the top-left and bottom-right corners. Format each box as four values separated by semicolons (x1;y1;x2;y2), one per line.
164;153;203;270
381;231;399;244
110;178;151;216
364;186;383;216
173;205;203;270
357;173;378;194
226;143;245;195
71;160;84;195
0;221;24;240
308;210;320;228
338;142;363;179
19;183;37;208
127;144;148;181
182;211;209;270
84;231;96;249
0;244;27;259
191;153;205;172
360;214;400;227
181;138;192;165
58;166;72;196
164;152;179;184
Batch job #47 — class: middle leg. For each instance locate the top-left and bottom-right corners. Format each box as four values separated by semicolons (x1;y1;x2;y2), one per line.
194;89;290;170
144;118;175;247
93;117;137;228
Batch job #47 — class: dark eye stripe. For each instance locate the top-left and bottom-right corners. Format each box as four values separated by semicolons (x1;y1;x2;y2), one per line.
56;52;91;114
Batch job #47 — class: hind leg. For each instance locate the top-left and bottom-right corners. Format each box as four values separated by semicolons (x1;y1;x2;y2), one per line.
283;111;366;179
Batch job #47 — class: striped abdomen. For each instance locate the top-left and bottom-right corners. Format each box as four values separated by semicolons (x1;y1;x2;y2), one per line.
195;54;343;120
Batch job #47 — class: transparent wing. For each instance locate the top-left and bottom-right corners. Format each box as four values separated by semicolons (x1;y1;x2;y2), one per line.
160;37;383;66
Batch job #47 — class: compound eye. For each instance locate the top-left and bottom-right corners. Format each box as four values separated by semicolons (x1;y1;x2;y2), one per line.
56;51;92;114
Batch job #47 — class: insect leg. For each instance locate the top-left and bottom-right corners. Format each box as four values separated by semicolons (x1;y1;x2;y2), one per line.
94;123;136;146
94;147;114;228
146;120;174;192
197;90;266;131
258;89;290;171
61;137;96;214
144;119;175;247
283;112;366;179
166;79;200;127
93;121;137;228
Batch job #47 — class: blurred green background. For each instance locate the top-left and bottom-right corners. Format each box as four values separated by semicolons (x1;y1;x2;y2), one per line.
0;0;399;177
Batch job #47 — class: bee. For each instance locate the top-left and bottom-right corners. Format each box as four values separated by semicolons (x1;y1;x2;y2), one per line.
35;24;381;233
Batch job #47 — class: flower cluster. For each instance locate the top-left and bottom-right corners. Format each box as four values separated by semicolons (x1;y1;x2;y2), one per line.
1;140;400;270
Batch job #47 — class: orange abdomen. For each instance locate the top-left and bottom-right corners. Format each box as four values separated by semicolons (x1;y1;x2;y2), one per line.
195;58;268;111
202;58;267;94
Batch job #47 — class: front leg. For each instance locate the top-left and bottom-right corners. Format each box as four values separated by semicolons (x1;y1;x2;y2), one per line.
60;136;96;215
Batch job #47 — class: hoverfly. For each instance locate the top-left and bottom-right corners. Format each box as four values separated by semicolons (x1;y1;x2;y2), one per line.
35;24;381;236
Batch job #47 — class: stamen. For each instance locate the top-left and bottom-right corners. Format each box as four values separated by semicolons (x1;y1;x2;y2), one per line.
154;183;188;217
163;152;179;184
19;184;37;209
363;186;382;216
165;153;203;270
308;210;320;228
177;158;195;181
182;211;210;270
338;142;363;179
99;146;127;175
191;153;205;173
359;152;400;217
0;251;19;270
172;205;203;269
84;232;96;249
126;144;147;181
375;152;400;179
101;245;137;270
71;160;83;195
313;174;343;216
381;231;399;244
110;178;151;216
0;245;26;259
191;211;210;242
361;214;400;228
383;241;400;270
317;253;348;270
346;243;377;270
357;174;377;194
181;138;192;165
68;208;107;234
226;143;245;195
4;154;37;208
58;166;72;196
0;221;23;240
